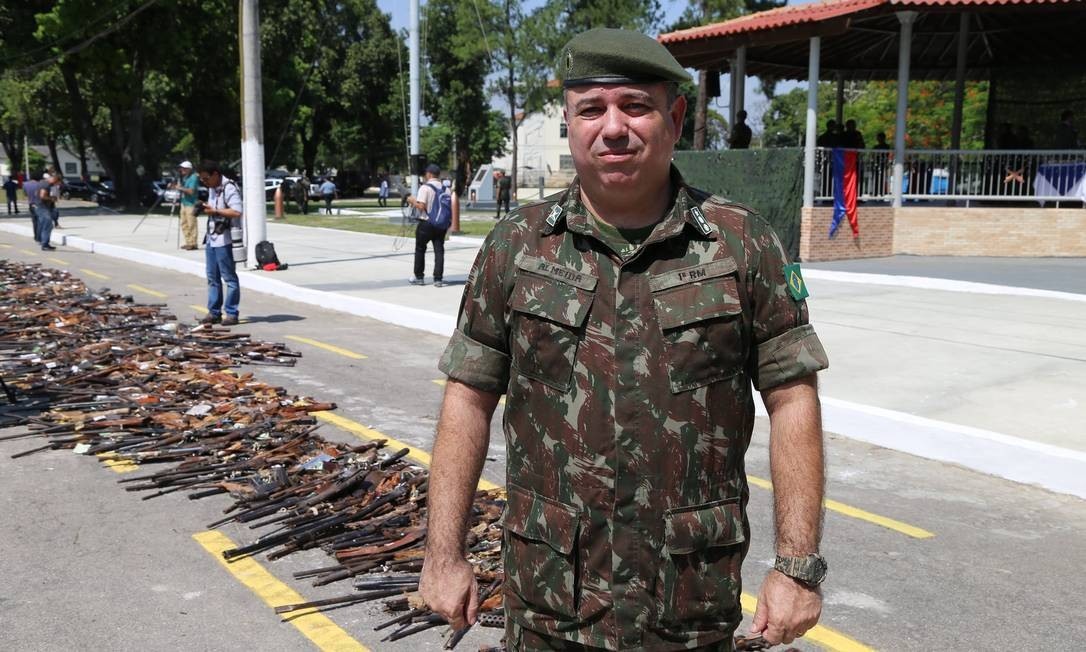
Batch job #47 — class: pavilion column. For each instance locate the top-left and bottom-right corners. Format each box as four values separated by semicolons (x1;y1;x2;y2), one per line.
891;11;917;208
803;36;820;208
949;13;969;194
728;57;739;129
836;73;845;125
735;45;747;115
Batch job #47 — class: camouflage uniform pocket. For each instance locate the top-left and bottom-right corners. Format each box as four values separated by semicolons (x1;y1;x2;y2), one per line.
510;267;595;391
650;261;745;393
657;497;746;626
501;482;583;620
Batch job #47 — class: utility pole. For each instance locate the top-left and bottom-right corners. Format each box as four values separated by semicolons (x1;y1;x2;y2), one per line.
239;0;267;267
409;0;420;196
23;134;29;179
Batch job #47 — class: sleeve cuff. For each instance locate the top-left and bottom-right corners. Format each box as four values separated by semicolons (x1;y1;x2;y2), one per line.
438;329;510;394
754;324;829;391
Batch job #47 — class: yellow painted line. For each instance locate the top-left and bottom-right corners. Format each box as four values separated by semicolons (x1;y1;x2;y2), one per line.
740;593;875;652
127;283;167;298
97;453;138;473
286;335;367;360
81;268;109;280
191;304;209;314
0;242;12;248
747;474;934;540
47;256;69;265
20;248;39;256
313;411;499;492
432;378;505;406
193;530;370;652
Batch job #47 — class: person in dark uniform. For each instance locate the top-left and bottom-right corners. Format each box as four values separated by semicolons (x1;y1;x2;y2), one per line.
494;169;512;218
4;175;19;214
729;109;753;149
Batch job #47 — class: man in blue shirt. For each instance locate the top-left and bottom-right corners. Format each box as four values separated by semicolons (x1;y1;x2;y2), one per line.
319;178;336;214
23;175;41;243
197;160;243;326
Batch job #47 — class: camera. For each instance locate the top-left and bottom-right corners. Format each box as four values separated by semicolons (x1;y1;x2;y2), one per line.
194;200;229;234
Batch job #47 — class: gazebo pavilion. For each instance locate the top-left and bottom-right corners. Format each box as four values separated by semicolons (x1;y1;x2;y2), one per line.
660;0;1086;260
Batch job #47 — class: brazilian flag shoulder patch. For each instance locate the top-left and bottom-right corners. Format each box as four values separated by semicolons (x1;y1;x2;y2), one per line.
783;263;809;301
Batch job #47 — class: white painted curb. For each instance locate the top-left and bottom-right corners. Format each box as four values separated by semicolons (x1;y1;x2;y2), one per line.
4;221;1083;499
805;268;1086;303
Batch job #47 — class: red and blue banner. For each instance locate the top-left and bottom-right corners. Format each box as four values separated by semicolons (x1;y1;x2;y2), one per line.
830;148;859;239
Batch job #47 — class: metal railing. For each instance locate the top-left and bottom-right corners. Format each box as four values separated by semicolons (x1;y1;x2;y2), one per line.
814;148;1086;204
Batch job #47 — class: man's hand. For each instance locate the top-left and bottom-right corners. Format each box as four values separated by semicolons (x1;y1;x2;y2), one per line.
420;554;479;630
750;570;822;645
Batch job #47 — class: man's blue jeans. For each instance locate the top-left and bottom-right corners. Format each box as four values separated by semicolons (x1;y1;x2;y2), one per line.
37;206;55;247
205;245;240;318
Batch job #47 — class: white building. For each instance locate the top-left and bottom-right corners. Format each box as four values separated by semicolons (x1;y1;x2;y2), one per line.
493;102;576;188
29;144;107;179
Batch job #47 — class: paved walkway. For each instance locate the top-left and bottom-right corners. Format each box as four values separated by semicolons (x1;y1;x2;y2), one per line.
3;210;1084;498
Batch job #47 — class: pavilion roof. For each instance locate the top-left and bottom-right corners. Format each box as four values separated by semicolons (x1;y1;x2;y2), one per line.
659;0;1086;80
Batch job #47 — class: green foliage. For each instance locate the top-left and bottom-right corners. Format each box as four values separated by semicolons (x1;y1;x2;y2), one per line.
676;81;727;150
761;80;990;150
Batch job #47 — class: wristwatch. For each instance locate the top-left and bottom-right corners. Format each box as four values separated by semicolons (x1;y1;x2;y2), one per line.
774;553;828;587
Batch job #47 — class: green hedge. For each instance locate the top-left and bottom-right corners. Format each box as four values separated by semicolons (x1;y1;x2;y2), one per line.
673;148;804;259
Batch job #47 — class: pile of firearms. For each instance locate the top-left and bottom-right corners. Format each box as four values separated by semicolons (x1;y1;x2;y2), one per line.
0;261;782;652
0;261;506;649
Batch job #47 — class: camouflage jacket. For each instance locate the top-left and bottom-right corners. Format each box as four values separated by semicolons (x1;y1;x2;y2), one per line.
439;168;829;651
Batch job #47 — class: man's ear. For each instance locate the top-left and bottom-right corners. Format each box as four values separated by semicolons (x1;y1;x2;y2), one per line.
669;94;687;144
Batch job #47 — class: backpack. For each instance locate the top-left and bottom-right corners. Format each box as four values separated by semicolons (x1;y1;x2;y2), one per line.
425;181;452;230
255;240;282;268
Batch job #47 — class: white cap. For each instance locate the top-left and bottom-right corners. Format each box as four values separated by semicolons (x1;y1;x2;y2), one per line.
179;160;193;169
42;173;53;181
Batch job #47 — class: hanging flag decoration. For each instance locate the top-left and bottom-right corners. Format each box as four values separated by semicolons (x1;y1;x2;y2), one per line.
830;148;859;238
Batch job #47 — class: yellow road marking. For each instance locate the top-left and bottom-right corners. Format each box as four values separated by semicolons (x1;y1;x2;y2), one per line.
193;531;370;652
20;248;38;256
286;335;367;360
0;243;11;248
314;411;499;492
127;283;167;298
740;593;875;652
747;474;934;539
191;304;209;314
47;256;69;265
81;268;109;280
432;378;506;406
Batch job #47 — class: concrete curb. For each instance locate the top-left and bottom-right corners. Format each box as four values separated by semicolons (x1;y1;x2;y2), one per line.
805;268;1086;302
4;221;1083;499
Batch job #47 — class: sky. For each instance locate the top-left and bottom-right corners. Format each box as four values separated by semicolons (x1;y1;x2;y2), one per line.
373;0;813;133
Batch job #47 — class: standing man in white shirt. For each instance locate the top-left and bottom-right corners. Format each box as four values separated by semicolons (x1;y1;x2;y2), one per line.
197;160;243;326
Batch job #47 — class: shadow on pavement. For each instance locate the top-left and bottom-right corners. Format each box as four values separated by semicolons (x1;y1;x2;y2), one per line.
242;314;306;324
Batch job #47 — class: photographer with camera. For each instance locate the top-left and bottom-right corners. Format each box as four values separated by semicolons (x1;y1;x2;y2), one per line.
170;161;200;250
196;160;243;326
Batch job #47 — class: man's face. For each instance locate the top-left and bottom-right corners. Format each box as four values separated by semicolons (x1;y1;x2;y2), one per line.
199;171;221;188
563;83;685;192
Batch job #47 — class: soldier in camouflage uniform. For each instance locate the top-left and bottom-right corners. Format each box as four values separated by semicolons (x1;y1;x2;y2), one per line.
421;28;830;651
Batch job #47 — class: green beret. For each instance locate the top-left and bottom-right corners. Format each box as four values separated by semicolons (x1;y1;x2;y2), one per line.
560;28;691;88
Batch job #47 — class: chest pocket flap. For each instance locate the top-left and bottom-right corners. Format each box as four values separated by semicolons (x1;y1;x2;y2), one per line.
511;255;597;327
650;258;742;329
509;256;597;391
650;258;745;393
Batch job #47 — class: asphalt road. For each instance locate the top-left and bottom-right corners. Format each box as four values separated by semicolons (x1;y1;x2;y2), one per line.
2;235;1085;652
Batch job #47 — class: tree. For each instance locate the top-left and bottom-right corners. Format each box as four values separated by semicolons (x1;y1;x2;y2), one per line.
669;0;785;150
760;81;990;149
423;0;506;194
676;81;727;150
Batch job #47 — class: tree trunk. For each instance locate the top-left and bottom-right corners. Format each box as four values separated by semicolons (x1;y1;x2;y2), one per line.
1;129;24;175
60;63;123;195
47;137;62;175
694;69;708;151
76;134;88;180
